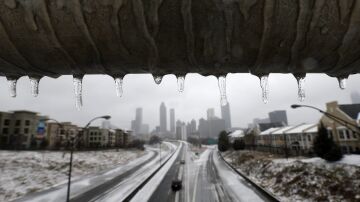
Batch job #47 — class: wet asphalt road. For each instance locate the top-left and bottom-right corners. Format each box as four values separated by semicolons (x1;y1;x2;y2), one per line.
148;144;269;202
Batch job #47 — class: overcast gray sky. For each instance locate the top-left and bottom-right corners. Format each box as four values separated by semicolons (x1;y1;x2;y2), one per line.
0;73;359;130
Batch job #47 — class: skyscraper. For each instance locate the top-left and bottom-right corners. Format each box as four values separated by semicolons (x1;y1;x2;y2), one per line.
190;119;197;133
351;91;360;104
198;118;209;138
269;110;288;125
207;108;215;120
221;102;232;130
135;108;143;134
170;108;175;133
160;102;167;132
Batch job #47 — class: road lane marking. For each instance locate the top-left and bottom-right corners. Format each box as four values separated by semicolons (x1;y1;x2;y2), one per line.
191;166;199;202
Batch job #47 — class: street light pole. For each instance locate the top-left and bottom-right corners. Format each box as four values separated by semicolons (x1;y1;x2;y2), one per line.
66;115;111;202
291;104;360;136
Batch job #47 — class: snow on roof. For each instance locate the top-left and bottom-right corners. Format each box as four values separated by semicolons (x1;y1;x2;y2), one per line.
285;123;318;134
271;126;297;135
228;130;244;138
260;127;281;135
303;125;318;133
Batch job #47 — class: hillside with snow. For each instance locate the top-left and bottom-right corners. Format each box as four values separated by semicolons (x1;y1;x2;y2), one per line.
223;150;360;202
0;149;146;201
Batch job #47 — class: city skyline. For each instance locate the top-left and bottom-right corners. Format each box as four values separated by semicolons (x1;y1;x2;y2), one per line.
0;74;359;130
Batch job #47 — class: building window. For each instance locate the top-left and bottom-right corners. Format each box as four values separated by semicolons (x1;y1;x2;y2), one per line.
15;120;21;126
4;119;10;126
2;128;8;134
25;120;30;126
307;135;311;142
24;128;29;134
353;133;358;139
14;128;20;134
345;130;351;139
327;129;333;139
339;131;345;139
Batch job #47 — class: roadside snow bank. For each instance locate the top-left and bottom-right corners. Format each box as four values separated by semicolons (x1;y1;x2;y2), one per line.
223;151;360;202
273;154;360;167
0;149;146;201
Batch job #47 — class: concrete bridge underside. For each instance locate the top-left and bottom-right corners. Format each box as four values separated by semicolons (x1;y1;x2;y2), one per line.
0;0;359;79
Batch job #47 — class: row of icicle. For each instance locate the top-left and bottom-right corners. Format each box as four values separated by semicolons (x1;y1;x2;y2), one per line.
5;74;348;110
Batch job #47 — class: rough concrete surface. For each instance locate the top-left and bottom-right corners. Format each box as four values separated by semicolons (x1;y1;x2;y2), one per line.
0;0;359;79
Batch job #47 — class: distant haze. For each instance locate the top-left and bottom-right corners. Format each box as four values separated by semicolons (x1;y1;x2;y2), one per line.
0;73;359;130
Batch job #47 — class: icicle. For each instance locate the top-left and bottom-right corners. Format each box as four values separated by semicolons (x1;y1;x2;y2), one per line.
29;77;40;97
296;76;306;102
260;75;269;104
218;75;228;106
114;77;123;97
337;77;347;90
177;75;185;93
7;78;17;97
73;76;83;110
153;75;163;85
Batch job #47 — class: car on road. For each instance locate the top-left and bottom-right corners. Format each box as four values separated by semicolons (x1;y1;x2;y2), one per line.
180;160;185;164
171;180;182;191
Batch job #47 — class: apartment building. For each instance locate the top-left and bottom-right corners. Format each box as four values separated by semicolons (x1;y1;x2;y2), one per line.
87;126;103;147
320;101;360;154
46;122;79;149
283;124;318;152
0;110;47;149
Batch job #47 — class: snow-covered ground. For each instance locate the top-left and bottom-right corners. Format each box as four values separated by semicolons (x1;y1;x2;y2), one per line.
0;149;146;202
224;150;360;202
273;154;360;167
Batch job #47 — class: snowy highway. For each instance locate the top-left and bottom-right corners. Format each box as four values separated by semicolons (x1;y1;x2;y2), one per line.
14;142;274;202
147;142;269;202
14;142;176;202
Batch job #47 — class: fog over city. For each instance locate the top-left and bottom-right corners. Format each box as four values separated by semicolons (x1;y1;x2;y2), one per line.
0;73;359;130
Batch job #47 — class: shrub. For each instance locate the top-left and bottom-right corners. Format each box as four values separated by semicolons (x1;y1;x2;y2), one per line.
149;135;161;145
218;131;230;152
130;139;145;150
233;139;245;150
313;123;343;162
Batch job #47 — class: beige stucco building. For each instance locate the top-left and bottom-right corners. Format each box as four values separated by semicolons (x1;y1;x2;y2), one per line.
320;101;360;154
0;110;47;149
46;122;79;149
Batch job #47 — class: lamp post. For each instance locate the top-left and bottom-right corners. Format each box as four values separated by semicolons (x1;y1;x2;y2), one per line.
66;115;111;202
290;104;360;136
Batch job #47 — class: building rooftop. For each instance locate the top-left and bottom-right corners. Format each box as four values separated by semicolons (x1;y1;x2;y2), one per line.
12;110;38;115
258;122;285;132
260;127;282;136
271;126;298;135
285;123;318;134
339;104;360;120
303;125;318;133
228;130;244;138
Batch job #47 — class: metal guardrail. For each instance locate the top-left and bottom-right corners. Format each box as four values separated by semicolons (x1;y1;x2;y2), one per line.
122;143;181;202
218;151;280;202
